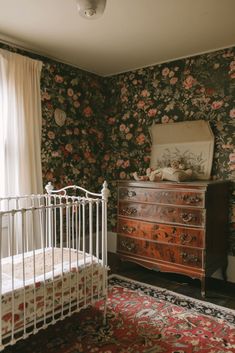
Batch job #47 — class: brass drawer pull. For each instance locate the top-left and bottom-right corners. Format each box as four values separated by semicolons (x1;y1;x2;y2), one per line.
180;233;196;244
121;240;136;252
128;191;136;198
181;213;195;223
190;196;201;204
182;195;201;204
121;225;136;234
121;207;137;216
120;190;137;198
180;252;199;263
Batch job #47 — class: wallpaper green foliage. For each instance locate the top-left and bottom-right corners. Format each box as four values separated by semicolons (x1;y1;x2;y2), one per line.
0;43;235;254
102;48;235;254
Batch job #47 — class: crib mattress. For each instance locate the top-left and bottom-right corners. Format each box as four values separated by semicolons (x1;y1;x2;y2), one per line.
1;248;107;337
1;247;98;294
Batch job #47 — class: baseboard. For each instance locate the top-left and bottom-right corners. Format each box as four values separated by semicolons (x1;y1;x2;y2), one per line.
107;231;117;253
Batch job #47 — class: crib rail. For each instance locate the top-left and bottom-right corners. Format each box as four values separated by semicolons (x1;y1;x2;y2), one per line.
0;182;109;350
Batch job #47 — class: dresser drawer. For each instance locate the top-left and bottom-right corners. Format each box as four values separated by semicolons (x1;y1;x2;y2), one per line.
119;187;204;208
119;202;205;227
118;236;203;269
117;218;204;248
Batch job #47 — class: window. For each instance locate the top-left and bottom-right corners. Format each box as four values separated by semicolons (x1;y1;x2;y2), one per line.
0;49;43;197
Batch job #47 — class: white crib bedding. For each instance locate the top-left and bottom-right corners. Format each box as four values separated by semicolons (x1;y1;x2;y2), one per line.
1;248;106;337
1;247;98;294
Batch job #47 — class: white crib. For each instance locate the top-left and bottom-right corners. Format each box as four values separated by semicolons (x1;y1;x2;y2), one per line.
0;181;109;350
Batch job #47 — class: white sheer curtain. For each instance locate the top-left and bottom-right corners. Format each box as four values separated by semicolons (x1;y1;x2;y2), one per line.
0;49;43;196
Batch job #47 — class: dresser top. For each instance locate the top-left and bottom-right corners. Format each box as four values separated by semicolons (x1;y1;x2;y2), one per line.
117;179;229;190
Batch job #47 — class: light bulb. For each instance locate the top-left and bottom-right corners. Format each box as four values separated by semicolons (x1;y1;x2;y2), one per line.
84;8;96;17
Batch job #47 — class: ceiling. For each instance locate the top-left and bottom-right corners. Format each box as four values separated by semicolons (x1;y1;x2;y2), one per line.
0;0;235;77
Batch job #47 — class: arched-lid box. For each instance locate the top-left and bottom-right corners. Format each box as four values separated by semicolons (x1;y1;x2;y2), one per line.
150;120;214;180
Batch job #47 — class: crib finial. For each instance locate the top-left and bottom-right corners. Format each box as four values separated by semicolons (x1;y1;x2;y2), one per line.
101;181;110;201
45;182;54;194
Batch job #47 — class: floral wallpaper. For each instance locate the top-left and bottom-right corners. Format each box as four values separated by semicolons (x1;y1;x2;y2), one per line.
40;61;106;192
102;47;235;255
0;42;235;255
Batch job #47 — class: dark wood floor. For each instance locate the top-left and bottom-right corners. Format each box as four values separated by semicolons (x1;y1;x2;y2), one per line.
108;252;235;310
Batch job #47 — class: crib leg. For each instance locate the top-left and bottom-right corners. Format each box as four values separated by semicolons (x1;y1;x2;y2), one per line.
103;297;107;325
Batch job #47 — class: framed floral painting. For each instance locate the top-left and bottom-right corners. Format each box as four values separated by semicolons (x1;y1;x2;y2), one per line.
150;120;214;180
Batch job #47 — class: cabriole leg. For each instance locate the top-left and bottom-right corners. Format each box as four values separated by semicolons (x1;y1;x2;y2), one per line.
201;277;206;298
222;260;228;282
103;297;107;325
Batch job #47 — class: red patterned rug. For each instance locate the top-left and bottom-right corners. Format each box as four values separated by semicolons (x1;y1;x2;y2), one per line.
5;275;235;353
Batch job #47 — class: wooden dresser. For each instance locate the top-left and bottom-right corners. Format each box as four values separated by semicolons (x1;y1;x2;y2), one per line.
117;180;229;296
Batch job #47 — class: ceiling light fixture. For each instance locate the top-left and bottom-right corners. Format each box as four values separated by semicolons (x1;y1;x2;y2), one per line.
77;0;107;20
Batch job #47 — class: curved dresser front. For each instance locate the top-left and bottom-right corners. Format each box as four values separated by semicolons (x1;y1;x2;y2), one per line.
117;180;229;297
